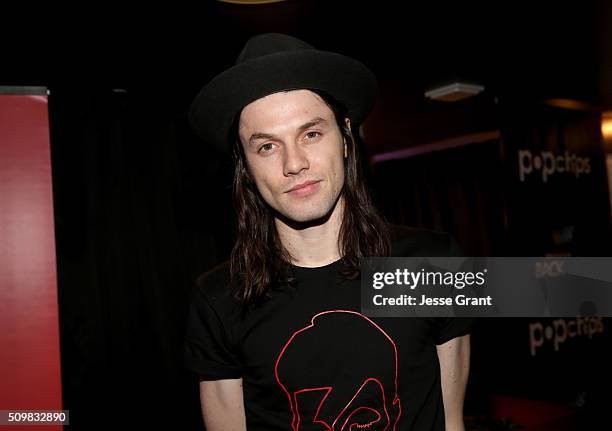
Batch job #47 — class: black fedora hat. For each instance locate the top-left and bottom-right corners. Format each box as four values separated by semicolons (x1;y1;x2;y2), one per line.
188;33;378;155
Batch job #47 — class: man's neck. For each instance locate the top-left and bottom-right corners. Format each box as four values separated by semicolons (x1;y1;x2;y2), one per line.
275;196;344;268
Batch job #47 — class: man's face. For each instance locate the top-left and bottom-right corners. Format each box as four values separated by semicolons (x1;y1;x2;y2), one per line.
238;89;348;224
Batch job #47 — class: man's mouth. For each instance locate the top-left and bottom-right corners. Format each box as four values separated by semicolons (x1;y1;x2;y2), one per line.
286;180;322;196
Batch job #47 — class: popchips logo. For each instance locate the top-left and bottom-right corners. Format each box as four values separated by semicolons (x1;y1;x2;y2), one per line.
529;317;604;356
518;149;591;182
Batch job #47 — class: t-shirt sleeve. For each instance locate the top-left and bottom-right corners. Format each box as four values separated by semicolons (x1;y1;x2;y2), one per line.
183;284;243;380
390;224;477;345
434;317;475;345
435;232;476;344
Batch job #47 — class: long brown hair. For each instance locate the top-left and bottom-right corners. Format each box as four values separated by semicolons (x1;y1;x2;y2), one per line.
229;90;390;305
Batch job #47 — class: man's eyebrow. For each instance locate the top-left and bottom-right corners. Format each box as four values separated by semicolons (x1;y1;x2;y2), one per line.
298;117;328;132
248;132;276;144
248;117;329;144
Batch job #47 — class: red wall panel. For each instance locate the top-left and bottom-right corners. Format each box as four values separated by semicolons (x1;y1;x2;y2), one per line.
0;88;63;430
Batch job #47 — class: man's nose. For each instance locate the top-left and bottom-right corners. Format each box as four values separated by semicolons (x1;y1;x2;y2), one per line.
283;144;310;176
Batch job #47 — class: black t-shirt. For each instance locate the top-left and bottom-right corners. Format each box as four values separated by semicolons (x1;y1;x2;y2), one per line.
184;226;473;430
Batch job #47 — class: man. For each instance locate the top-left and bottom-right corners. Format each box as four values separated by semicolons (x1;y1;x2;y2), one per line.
184;33;471;431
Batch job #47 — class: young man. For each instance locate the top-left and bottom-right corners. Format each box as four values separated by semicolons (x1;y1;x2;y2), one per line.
184;33;471;431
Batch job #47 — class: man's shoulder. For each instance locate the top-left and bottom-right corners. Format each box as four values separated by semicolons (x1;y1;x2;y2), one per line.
195;260;231;288
388;223;460;257
193;260;237;307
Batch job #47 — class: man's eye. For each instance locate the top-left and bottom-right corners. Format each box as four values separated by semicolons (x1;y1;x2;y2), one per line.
259;143;274;153
305;131;321;139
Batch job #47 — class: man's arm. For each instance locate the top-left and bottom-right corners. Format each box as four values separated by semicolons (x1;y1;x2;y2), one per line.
436;334;470;431
199;378;247;431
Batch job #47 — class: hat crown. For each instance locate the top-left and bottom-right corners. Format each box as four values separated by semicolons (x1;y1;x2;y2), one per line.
235;33;315;65
189;32;377;154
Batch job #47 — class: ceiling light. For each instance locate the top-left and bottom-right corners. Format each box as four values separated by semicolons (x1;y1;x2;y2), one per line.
425;82;485;102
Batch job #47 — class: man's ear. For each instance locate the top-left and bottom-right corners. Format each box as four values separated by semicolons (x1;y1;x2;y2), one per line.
344;117;351;132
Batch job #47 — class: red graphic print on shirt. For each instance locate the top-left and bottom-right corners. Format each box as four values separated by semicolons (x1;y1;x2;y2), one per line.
275;310;402;430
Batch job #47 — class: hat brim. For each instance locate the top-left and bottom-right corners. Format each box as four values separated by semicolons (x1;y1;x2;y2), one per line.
189;49;378;155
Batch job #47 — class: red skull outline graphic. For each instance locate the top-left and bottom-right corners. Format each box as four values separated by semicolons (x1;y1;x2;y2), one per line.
275;310;402;430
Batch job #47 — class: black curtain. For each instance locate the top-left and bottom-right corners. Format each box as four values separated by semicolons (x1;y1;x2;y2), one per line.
371;139;508;257
50;87;234;430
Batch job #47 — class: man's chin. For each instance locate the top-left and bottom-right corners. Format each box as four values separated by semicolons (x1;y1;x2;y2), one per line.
275;207;333;229
272;192;344;229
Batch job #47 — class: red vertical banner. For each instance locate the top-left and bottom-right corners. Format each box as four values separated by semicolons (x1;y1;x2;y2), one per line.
0;87;63;430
